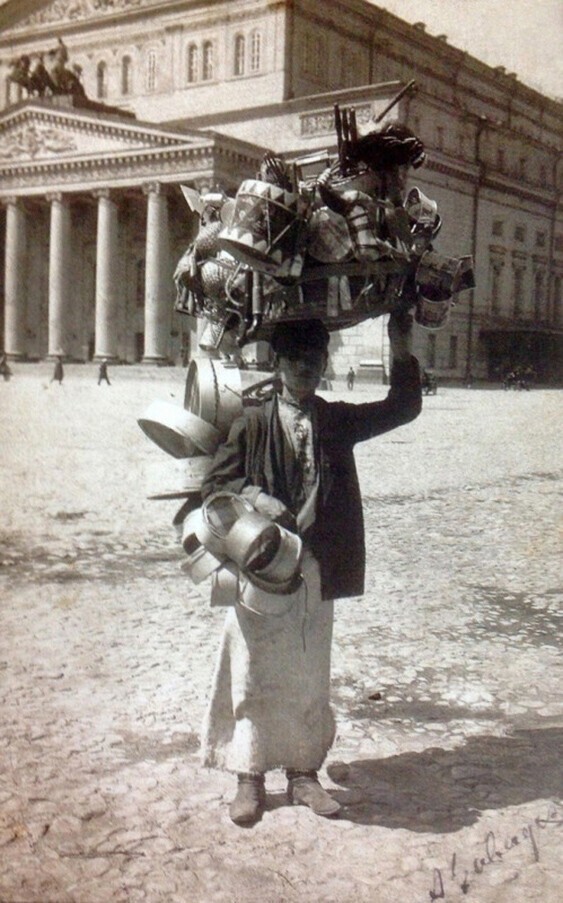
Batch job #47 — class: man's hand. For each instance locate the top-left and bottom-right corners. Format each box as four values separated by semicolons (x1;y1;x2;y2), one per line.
252;491;296;531
388;309;414;361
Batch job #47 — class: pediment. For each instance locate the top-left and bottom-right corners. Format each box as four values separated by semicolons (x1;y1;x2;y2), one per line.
0;101;196;164
3;0;162;35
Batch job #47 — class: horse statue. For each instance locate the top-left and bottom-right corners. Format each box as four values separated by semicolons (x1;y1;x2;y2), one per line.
7;54;33;93
7;39;86;100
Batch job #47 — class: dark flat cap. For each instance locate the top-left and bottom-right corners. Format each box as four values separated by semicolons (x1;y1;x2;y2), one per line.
270;319;330;354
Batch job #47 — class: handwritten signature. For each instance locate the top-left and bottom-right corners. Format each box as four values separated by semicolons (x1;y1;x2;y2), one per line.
425;801;563;900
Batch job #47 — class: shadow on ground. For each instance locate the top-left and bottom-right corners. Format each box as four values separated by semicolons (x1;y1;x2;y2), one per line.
327;728;563;833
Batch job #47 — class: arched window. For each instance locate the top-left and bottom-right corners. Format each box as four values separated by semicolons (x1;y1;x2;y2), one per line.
96;61;107;99
121;55;132;95
234;34;245;76
187;43;198;83
202;41;214;81
250;30;262;72
146;49;157;92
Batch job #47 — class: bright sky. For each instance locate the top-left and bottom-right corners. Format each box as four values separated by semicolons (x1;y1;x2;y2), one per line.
374;0;562;100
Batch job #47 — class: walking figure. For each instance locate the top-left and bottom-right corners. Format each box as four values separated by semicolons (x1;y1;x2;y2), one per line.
0;353;12;382
98;359;111;385
347;366;355;390
51;355;64;384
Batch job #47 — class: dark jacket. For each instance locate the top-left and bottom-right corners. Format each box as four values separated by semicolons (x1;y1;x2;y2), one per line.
201;356;422;600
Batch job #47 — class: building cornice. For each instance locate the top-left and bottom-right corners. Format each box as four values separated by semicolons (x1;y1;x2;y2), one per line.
0;99;202;146
0;136;265;196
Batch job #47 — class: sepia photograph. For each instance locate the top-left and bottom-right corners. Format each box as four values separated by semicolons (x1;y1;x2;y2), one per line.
0;1;561;900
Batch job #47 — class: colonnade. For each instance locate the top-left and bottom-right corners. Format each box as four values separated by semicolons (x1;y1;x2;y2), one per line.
2;181;173;362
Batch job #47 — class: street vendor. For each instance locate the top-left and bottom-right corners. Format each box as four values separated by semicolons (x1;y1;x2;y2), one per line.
199;312;422;825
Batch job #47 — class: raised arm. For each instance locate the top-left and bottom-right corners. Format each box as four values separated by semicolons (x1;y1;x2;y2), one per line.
325;311;422;444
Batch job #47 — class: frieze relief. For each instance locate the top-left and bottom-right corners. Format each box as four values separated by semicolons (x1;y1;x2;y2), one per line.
0;114;189;162
6;0;150;33
300;104;374;137
0;123;77;160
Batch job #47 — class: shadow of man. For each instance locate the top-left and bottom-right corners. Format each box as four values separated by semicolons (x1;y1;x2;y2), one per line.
327;727;563;832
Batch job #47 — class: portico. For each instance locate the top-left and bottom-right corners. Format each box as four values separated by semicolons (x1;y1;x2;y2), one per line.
0;97;265;362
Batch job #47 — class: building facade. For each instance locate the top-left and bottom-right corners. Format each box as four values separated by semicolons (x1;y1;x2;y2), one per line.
1;0;562;380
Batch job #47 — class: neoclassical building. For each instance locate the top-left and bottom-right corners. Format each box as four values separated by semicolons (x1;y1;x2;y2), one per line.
1;0;562;380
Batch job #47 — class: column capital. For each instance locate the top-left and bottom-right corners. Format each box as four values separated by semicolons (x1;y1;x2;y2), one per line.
1;195;21;208
142;181;164;196
46;191;66;204
92;188;113;201
194;178;212;195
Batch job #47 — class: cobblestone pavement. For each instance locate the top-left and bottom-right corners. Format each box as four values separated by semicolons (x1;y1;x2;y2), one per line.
1;364;561;903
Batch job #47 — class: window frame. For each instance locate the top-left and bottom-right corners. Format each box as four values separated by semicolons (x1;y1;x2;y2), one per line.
121;54;133;95
96;60;107;99
249;29;262;73
202;40;214;81
234;33;245;76
146;48;157;92
186;43;199;83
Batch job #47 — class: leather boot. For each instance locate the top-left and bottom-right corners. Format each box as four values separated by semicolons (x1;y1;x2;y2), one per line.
229;772;266;825
286;769;341;817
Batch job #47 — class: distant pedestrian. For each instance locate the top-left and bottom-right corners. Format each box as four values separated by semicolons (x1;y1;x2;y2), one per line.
347;366;355;390
0;353;12;382
98;359;111;385
51;355;64;384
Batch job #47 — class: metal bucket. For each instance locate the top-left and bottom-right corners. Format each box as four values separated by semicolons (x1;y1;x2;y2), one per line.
184;359;273;440
217;178;304;277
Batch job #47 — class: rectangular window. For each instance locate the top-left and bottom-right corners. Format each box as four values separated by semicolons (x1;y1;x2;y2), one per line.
514;225;525;242
250;30;262;72
492;220;504;237
187;44;198;83
234;35;245;76
536;231;546;248
146;50;156;92
202;41;214;81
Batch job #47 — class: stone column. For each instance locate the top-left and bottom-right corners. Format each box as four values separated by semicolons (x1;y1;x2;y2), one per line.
93;189;119;360
142;182;170;363
47;193;71;358
3;197;27;359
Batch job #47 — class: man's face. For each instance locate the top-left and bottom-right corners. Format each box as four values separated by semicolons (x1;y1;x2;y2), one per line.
277;347;327;400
